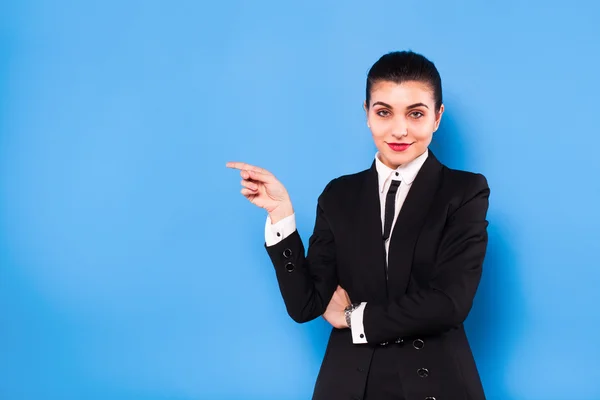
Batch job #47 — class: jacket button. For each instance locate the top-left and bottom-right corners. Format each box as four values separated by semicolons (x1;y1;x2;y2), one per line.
425;397;436;400
356;367;365;372
413;339;424;349
417;368;429;378
283;248;292;258
285;262;295;272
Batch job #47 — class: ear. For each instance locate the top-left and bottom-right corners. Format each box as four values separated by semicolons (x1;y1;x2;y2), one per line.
433;104;445;132
363;101;370;127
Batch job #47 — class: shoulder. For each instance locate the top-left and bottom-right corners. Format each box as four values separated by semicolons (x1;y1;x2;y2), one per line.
317;167;371;200
441;165;490;205
442;166;488;189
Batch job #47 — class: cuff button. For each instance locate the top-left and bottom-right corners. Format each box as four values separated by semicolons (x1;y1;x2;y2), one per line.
283;248;293;258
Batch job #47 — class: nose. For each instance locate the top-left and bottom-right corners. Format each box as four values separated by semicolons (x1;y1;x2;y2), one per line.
391;117;408;138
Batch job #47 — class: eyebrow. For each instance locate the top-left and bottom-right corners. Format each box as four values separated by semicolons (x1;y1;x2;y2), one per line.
372;101;429;110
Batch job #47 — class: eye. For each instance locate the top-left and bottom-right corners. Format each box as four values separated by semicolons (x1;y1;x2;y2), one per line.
376;109;391;117
409;111;424;119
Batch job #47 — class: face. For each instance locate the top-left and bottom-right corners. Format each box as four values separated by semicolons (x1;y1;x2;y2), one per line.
364;80;444;169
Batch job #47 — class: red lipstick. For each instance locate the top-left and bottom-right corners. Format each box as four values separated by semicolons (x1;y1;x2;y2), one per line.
387;142;412;152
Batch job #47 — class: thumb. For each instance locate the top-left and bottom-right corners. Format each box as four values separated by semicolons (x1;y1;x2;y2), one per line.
338;286;351;303
248;169;275;184
340;287;352;303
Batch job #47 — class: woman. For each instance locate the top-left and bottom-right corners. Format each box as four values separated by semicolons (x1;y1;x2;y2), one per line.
227;51;490;400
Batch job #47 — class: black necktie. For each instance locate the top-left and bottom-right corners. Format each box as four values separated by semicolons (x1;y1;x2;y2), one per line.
383;180;401;242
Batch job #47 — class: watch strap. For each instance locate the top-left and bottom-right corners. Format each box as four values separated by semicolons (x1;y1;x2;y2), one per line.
344;302;361;329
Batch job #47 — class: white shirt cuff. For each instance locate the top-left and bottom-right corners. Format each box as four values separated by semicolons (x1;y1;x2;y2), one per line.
350;302;367;344
264;213;297;246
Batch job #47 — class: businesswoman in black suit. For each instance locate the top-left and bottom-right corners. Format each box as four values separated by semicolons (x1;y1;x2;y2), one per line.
227;50;490;400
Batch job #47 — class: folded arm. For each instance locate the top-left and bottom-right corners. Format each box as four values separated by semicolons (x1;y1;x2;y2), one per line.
358;174;490;344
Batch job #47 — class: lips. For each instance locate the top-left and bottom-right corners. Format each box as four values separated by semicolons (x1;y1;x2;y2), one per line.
387;143;412;152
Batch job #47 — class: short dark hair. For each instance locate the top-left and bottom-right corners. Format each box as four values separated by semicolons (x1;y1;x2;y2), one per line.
366;50;443;112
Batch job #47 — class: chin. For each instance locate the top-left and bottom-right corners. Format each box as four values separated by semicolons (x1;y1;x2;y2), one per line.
384;151;417;167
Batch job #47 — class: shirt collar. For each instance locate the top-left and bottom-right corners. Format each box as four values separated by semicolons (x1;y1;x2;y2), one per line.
375;149;429;193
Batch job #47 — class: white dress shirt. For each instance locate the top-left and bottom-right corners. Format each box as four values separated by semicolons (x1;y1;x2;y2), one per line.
264;149;429;344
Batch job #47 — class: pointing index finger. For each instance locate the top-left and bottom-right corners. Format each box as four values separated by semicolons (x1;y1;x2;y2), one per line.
226;162;271;176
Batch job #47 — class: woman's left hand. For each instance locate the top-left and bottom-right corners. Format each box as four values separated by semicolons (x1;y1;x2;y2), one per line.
322;285;351;329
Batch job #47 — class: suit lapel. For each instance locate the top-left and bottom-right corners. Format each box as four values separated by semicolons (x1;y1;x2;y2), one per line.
357;160;388;297
386;151;443;296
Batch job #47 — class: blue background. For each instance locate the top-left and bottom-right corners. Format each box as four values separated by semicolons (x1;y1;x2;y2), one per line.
1;1;599;399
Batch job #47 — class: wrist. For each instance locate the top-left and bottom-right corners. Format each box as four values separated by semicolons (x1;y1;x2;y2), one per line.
344;302;360;329
269;202;294;224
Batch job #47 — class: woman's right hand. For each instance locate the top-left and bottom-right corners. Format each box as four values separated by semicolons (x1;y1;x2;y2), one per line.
226;162;294;223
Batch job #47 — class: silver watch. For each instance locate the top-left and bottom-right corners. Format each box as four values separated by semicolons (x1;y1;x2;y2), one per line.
344;303;360;329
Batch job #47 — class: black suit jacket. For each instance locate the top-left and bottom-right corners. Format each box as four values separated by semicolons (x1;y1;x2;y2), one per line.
265;151;490;400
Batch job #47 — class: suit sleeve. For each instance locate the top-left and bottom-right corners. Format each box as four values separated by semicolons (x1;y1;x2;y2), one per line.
363;173;490;343
264;180;338;323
